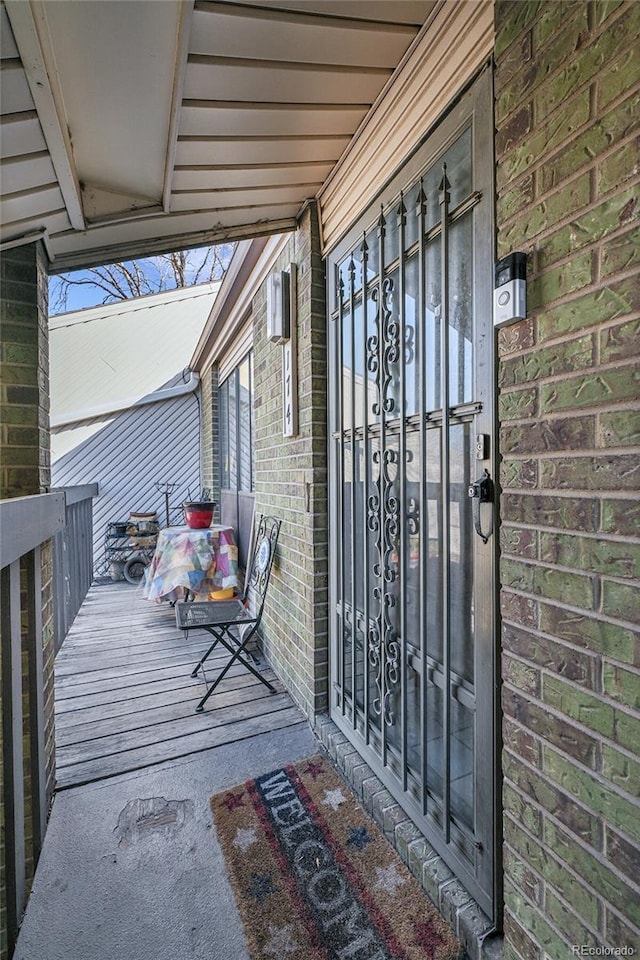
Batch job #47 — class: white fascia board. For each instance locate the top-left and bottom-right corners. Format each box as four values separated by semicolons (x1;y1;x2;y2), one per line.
189;238;255;363
49;217;296;274
5;0;85;231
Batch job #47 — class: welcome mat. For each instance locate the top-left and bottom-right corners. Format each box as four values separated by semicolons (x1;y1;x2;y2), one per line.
210;754;461;960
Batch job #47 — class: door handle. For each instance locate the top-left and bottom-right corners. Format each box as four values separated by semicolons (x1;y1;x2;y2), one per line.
468;469;494;544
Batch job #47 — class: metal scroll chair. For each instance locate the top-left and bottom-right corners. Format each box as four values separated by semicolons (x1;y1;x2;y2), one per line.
174;515;281;713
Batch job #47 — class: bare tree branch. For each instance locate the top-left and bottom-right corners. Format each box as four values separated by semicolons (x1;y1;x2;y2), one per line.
49;243;235;313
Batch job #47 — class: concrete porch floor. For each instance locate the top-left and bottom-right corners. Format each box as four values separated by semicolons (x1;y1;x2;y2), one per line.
15;582;318;960
15;724;319;960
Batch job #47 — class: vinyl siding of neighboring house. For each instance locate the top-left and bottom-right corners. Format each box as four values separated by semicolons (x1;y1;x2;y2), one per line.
51;379;201;573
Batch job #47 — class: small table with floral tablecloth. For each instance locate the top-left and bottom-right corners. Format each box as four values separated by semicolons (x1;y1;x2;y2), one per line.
143;524;239;602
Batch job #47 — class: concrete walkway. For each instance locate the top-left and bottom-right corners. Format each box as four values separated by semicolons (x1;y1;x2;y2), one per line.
15;722;318;960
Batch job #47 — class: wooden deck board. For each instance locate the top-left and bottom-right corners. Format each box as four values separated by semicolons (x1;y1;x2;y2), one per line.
55;582;304;789
55;672;266;727
56;678;285;745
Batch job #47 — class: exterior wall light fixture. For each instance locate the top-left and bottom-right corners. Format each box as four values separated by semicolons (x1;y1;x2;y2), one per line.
266;269;290;343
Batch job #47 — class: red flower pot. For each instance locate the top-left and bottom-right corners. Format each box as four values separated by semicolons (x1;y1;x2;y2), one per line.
183;501;216;529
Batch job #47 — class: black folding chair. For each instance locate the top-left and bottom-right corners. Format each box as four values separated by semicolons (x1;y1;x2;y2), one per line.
174;515;281;713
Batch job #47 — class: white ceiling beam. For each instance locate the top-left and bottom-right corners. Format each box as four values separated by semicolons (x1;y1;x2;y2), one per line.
48;219;297;274
4;0;85;230
162;0;195;213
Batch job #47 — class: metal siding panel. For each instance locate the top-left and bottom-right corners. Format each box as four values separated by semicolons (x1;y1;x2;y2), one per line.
0;151;55;194
172;164;333;191
0;114;47;158
228;1;434;24
190;5;418;68
0;61;34;113
175;136;348;166
51;394;201;568
184;59;390;104
0;183;63;220
171;182;323;212
5;209;71;239
1;4;19;58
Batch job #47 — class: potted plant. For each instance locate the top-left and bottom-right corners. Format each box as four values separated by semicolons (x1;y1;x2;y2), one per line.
183;489;217;529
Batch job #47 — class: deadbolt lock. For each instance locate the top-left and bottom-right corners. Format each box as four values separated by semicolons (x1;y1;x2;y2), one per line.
468;470;492;503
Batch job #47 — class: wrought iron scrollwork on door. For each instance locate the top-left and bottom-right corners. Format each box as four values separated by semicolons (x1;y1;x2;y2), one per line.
371;279;398;416
380;277;398;415
368;619;382;718
382;599;400;726
374;237;401;727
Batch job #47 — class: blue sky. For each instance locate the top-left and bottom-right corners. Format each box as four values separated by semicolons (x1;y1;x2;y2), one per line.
48;245;234;316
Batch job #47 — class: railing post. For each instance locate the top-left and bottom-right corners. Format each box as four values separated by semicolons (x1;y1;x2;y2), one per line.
51;484;98;655
25;546;47;859
0;561;27;949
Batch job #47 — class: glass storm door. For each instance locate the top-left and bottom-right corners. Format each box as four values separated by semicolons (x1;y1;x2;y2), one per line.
327;74;497;917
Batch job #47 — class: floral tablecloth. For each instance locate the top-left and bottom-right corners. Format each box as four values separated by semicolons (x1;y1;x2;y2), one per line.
143;524;239;602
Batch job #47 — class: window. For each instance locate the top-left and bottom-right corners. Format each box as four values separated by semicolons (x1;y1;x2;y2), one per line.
219;353;253;493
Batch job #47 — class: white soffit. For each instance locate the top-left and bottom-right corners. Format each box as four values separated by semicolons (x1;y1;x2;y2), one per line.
0;0;439;270
319;0;495;251
43;0;181;215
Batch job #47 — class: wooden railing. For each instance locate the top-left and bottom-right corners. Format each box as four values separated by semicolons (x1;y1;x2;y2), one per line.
0;484;97;954
51;484;98;654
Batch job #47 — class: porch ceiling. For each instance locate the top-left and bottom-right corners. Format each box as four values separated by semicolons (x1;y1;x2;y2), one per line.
0;0;436;271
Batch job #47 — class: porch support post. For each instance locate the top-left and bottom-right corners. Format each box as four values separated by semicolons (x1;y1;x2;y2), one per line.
0;239;53;955
0;240;51;497
26;545;47;856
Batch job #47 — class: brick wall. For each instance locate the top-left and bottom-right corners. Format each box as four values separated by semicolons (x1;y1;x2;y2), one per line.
0;243;49;498
200;364;219;503
253;207;329;717
495;2;640;957
0;241;54;956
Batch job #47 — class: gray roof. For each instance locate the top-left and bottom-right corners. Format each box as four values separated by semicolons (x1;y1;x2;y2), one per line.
51;389;201;572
